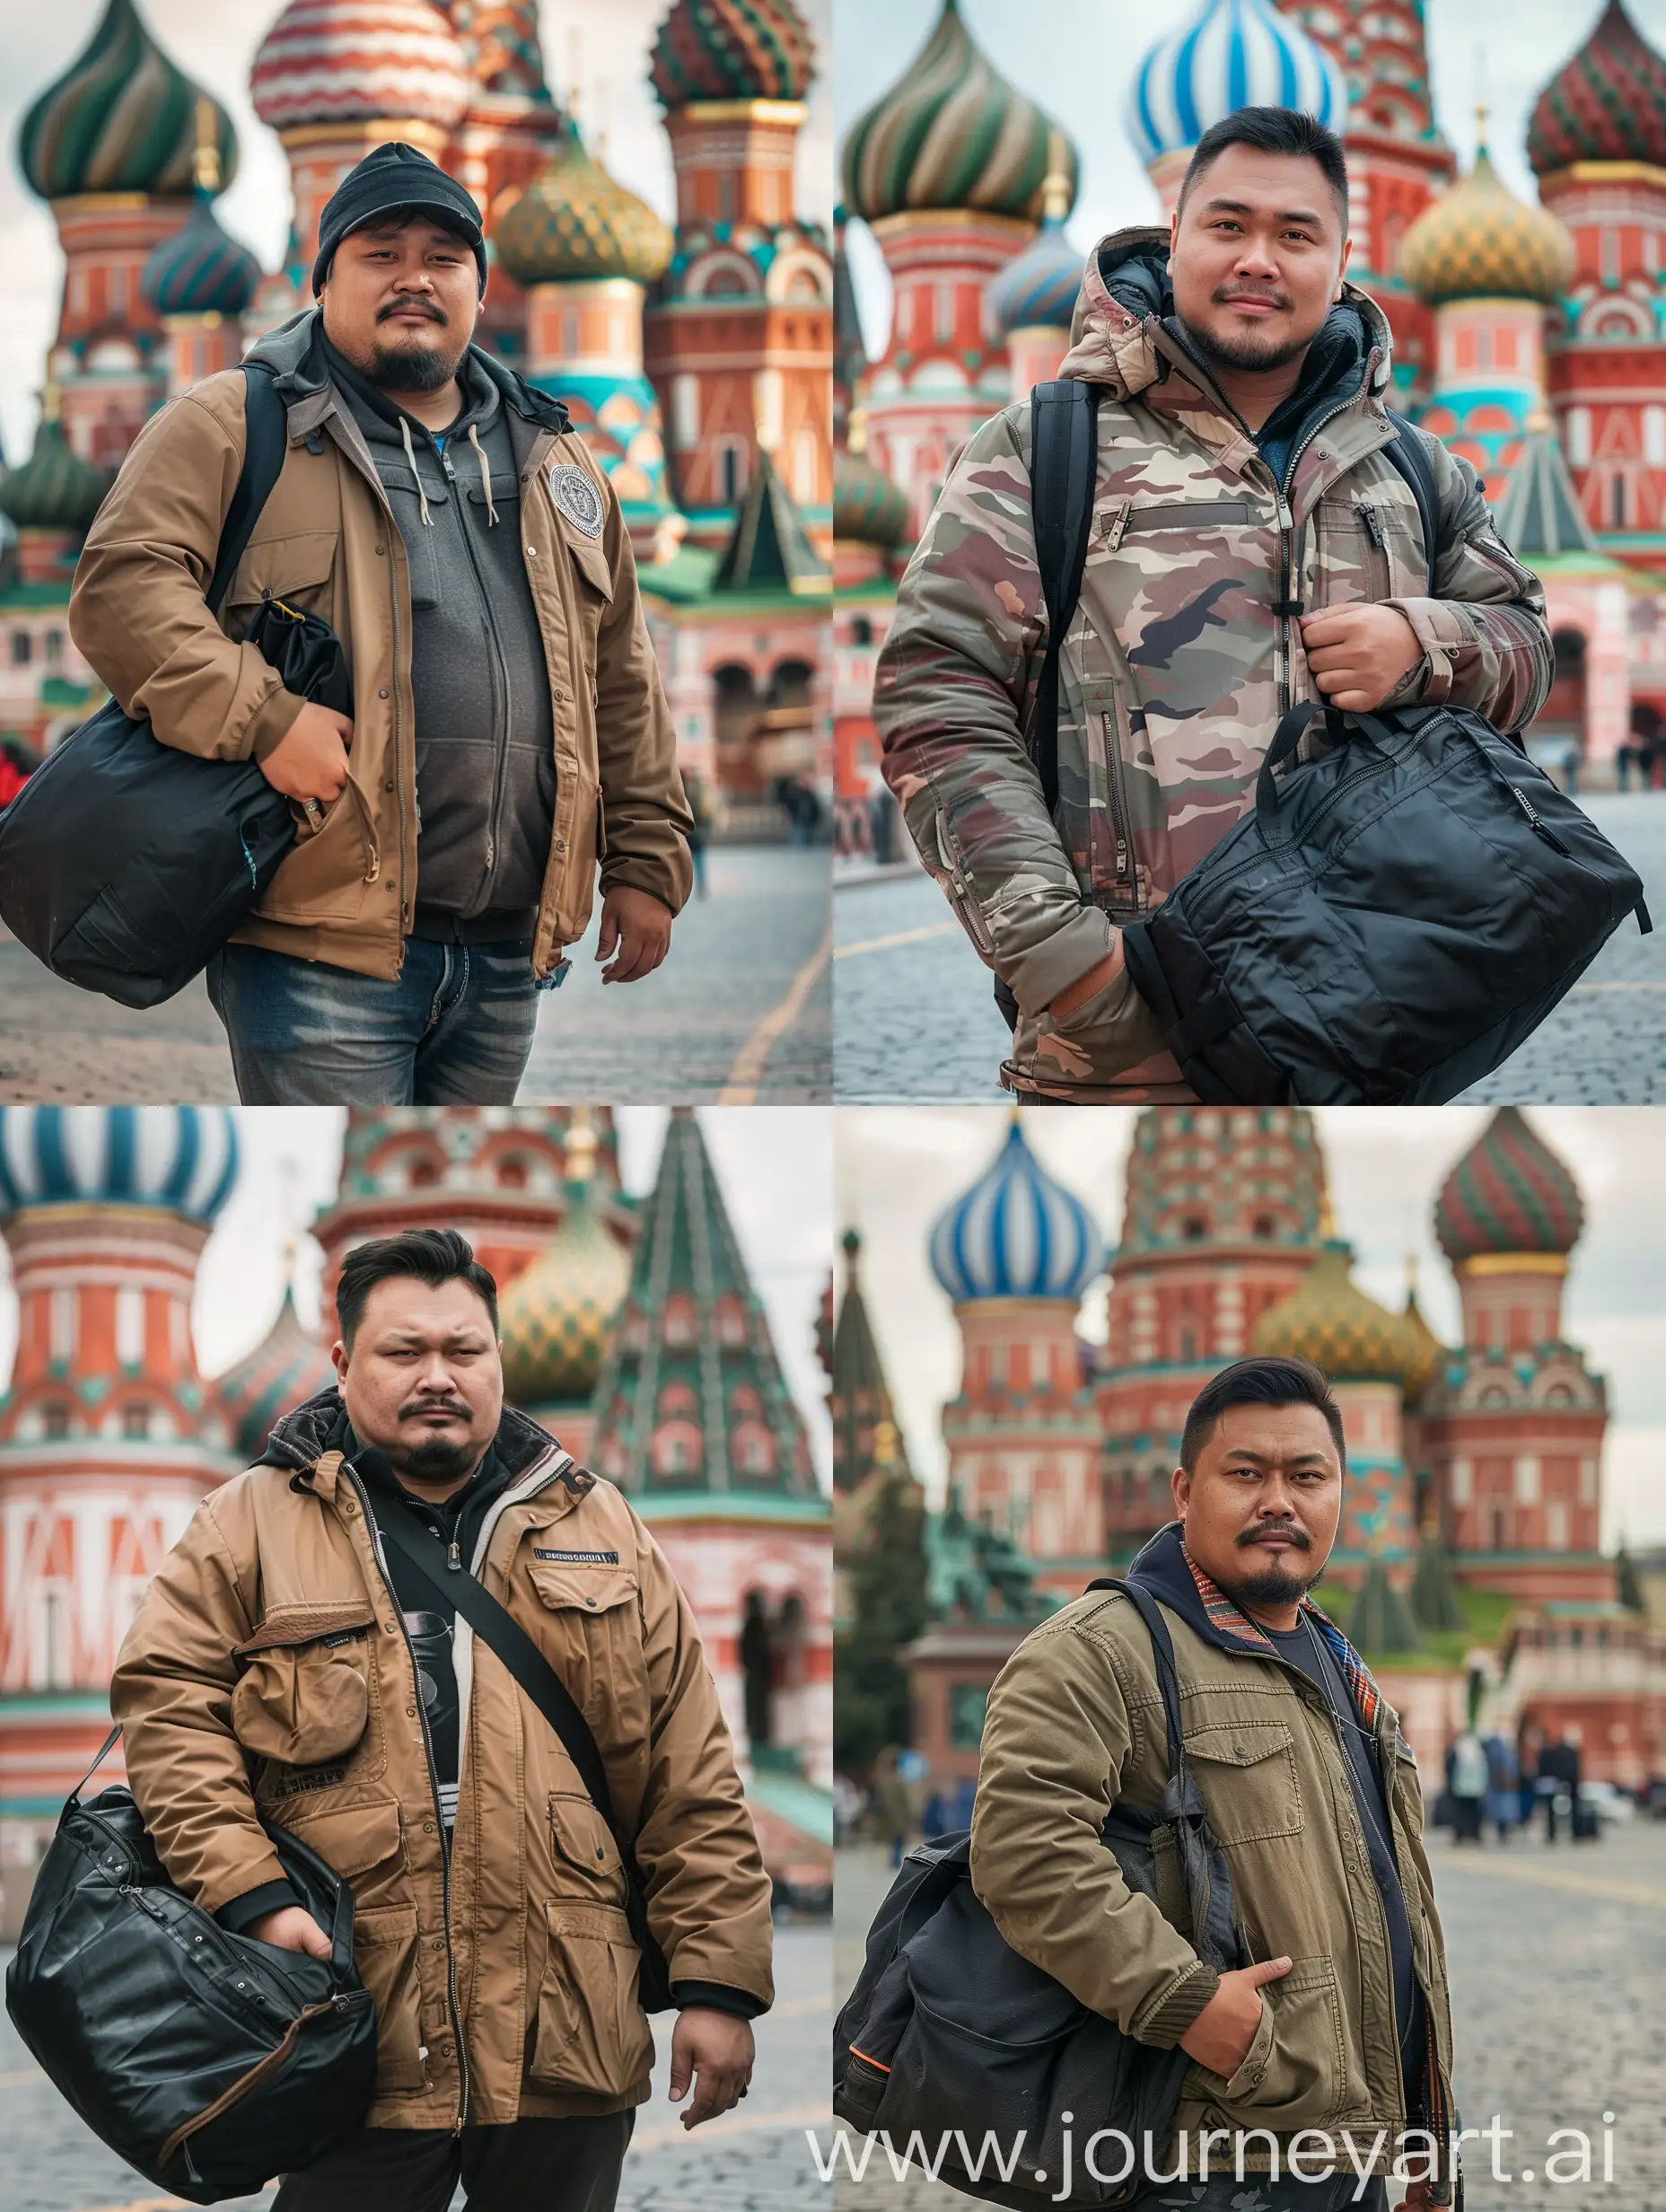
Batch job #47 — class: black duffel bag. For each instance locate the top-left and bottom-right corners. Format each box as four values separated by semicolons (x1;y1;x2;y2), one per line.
1119;698;1652;1105
0;360;351;1010
832;1581;1247;2211
5;1727;377;2205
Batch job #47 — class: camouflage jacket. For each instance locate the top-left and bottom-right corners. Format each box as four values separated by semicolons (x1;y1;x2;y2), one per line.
873;226;1555;1101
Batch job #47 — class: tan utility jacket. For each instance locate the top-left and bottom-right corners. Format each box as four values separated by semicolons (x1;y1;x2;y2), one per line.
108;1402;774;2130
970;1583;1459;2195
68;309;694;983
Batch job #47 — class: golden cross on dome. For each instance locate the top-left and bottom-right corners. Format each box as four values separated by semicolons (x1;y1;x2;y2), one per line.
192;94;221;195
1039;128;1072;224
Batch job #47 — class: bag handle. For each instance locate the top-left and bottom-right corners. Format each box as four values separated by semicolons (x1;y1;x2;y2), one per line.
65;1724;123;1816
204;363;290;618
1255;701;1332;834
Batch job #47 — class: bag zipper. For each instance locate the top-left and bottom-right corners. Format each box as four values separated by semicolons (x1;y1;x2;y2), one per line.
155;1991;363;2172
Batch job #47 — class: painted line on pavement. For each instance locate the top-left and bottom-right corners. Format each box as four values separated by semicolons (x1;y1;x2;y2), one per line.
0;2066;43;2086
718;926;831;1104
1434;1851;1664;1908
629;2102;832;2152
834;920;960;961
1567;979;1666;991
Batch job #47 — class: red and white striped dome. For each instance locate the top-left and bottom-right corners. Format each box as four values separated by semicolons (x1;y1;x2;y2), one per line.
251;0;472;133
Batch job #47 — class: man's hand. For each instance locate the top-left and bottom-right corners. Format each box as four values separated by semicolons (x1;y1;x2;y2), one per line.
259;701;353;804
1299;604;1422;713
1399;2184;1437;2209
1178;1955;1292;2077
597;884;673;985
247;1905;332;1960
667;2006;754;2129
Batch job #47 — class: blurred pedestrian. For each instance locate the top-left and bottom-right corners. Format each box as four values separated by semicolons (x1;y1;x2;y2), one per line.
1446;1728;1488;1844
1483;1731;1520;1843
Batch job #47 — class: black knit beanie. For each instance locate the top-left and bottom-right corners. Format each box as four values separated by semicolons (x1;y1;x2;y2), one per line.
312;142;487;297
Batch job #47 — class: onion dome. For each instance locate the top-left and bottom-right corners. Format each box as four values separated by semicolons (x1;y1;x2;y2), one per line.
19;0;238;202
650;0;815;109
141;119;261;318
1400;1282;1446;1400
214;1276;337;1463
498;1132;632;1406
0;390;106;533
1528;0;1666;177
928;1115;1104;1304
1126;0;1347;169
834;449;908;546
0;1106;238;1224
1434;1107;1583;1264
1250;1239;1425;1389
251;0;471;134
842;0;1080;224
1400;127;1574;305
494;126;673;288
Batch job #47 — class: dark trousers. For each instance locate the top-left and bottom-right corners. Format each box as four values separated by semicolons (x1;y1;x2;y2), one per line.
271;2109;635;2212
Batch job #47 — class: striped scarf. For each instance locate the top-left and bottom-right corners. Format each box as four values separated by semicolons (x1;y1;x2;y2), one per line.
1179;1539;1382;1729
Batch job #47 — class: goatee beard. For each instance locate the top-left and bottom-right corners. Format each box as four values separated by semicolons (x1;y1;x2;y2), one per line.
1214;1556;1317;1611
1180;312;1309;378
390;1434;478;1483
365;337;463;393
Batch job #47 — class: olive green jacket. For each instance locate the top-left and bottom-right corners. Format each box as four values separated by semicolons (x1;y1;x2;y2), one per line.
969;1583;1458;2195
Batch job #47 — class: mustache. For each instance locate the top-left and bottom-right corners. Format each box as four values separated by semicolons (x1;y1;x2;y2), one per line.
1238;1521;1311;1549
397;1396;470;1421
379;299;446;323
1215;285;1291;310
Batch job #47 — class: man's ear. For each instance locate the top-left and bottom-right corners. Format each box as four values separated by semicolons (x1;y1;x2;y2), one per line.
1171;1464;1190;1520
1334;229;1353;300
330;1339;348;1382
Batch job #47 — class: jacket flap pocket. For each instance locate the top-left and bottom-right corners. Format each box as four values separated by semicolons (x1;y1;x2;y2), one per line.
226;530;338;606
1184;1721;1294;1767
1125;501;1252;531
550;1791;623;1877
562;523;616;603
282;1796;405;1879
233;1602;377;1656
528;1558;636;1614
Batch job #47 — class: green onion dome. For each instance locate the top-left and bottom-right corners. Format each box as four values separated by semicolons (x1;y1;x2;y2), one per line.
493;126;674;288
1400;132;1574;306
649;0;817;109
1529;0;1666;176
142;167;261;318
834;449;908;547
841;0;1079;224
0;401;107;533
19;0;237;202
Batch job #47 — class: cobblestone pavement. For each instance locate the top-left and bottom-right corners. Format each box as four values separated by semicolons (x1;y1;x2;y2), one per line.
0;847;829;1106
833;796;1666;1105
0;1915;829;2212
824;1826;1666;2212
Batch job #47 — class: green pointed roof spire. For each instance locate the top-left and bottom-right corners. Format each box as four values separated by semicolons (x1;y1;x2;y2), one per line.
1410;1528;1466;1633
588;1109;819;1500
1347;1556;1425;1655
712;447;829;596
831;1227;912;1493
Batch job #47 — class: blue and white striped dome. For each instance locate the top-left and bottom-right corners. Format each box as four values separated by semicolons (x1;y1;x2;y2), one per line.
1127;0;1348;168
0;1107;239;1225
929;1118;1104;1304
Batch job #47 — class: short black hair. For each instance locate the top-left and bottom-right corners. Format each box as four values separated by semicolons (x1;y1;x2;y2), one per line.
1179;1355;1346;1474
335;1229;499;1348
1178;105;1349;231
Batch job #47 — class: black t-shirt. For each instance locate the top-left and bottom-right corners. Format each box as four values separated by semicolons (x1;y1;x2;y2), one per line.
1264;1616;1426;2099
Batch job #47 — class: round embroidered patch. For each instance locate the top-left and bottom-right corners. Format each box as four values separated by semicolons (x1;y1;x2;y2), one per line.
548;460;605;539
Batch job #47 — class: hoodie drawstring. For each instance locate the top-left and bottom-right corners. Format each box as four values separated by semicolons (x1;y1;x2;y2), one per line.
468;421;498;526
399;414;434;527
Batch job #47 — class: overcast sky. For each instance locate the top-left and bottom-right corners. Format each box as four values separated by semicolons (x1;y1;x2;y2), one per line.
0;0;833;465
838;1108;1666;1549
0;1108;834;1488
837;0;1663;358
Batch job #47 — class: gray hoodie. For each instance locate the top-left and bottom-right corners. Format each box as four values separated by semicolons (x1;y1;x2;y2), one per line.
321;329;557;939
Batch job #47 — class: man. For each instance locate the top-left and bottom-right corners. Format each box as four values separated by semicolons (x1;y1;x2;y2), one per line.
70;142;694;1106
110;1230;770;2212
875;105;1553;1102
969;1356;1460;2210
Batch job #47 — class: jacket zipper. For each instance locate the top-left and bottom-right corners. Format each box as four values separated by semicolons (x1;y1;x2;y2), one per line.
1100;711;1135;891
340;1462;470;2132
1271;391;1359;716
453;1446;576;1761
436;440;515;908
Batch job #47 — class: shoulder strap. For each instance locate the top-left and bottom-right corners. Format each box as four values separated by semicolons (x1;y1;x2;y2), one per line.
1083;1576;1185;1777
205;362;290;617
1029;379;1102;815
371;1504;624;1839
1382;409;1440;594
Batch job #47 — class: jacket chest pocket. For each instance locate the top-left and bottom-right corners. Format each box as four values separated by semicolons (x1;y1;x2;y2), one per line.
554;505;615;674
523;1556;644;1735
223;531;338;637
1183;1719;1303;1845
232;1606;379;1771
548;1789;627;1908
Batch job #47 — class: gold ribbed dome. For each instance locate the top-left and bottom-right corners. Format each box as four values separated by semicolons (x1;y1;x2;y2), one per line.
1400;121;1574;306
498;1123;632;1406
1250;1240;1425;1391
492;124;673;289
1400;1284;1446;1402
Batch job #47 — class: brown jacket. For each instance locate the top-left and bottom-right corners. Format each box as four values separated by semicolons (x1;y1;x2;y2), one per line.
108;1398;774;2130
970;1570;1459;2195
68;309;694;983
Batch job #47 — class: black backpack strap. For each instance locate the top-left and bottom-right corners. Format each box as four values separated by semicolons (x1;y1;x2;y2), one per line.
204;362;290;617
1382;409;1440;594
1030;379;1102;815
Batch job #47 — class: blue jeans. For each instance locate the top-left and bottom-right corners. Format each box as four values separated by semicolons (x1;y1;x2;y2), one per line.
206;938;544;1105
